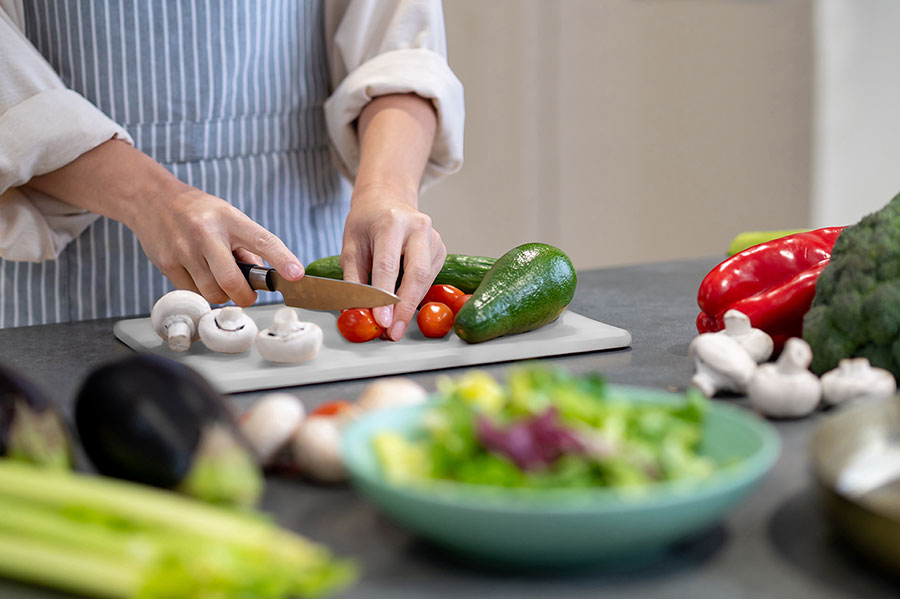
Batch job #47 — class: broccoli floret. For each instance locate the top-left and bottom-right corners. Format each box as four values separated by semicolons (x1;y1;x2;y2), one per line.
803;192;900;378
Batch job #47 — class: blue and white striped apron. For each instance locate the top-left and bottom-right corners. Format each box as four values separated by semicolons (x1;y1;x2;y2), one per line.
1;0;351;327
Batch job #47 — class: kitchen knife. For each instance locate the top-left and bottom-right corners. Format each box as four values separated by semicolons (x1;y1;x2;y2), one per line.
237;262;400;310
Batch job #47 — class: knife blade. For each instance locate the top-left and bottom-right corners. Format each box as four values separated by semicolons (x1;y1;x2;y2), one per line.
237;262;400;310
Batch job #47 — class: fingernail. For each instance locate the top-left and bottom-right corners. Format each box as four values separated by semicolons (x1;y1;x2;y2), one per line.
388;321;406;341
286;263;304;279
373;305;393;328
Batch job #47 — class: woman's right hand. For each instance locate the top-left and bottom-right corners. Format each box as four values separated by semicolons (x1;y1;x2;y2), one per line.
27;139;304;306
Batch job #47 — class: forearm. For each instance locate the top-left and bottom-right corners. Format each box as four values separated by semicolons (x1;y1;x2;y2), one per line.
25;139;188;231
25;138;302;306
354;93;437;204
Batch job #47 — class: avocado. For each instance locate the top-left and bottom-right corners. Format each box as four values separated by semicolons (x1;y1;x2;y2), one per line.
453;243;577;344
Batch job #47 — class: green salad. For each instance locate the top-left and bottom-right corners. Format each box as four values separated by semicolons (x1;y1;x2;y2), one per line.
374;365;716;490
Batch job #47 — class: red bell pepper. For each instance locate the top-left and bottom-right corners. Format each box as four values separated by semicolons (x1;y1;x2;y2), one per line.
696;227;845;351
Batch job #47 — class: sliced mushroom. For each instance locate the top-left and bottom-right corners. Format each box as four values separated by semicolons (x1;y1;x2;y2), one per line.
150;290;211;352
747;337;822;418
821;357;897;406
718;309;774;363
689;332;758;397
198;307;258;354
256;308;323;364
239;392;306;465
357;377;428;412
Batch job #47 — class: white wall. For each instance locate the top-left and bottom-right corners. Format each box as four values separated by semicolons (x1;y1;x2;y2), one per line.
811;0;900;227
423;0;815;269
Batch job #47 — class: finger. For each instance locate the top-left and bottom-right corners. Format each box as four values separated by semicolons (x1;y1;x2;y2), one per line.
181;256;231;305
234;221;303;281
206;244;258;307
369;229;405;330
233;247;263;266
164;265;204;296
340;243;370;285
387;231;436;341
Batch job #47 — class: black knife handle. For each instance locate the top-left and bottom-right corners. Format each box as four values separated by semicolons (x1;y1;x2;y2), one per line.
237;261;275;291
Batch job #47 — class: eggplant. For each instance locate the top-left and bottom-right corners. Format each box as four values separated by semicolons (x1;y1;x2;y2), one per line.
74;354;263;507
0;361;72;469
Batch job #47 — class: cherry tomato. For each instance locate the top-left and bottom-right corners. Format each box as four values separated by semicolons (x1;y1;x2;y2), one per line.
311;400;354;417
419;284;464;309
337;308;383;343
449;293;472;315
417;302;454;338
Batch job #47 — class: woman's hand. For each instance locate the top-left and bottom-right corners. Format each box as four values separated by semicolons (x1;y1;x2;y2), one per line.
341;93;441;340
341;184;446;340
129;184;304;306
27;139;304;306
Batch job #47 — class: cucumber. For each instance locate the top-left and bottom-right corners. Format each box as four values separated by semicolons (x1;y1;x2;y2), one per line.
453;243;577;344
304;254;496;294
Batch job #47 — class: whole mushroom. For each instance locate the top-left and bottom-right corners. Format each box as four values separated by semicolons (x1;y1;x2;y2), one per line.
820;358;897;406
747;337;822;418
150;290;211;352
239;392;306;465
718;309;774;363
198;307;258;353
357;377;428;412
689;332;758;397
256;308;323;364
291;416;346;483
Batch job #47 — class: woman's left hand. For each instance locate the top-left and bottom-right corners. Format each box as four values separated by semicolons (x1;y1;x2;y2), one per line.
340;93;442;341
340;183;446;341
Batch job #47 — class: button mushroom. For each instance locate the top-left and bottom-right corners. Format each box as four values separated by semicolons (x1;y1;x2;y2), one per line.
689;332;758;397
357;377;429;412
256;308;323;364
747;337;822;418
718;309;774;363
239;392;306;465
820;357;897;407
198;307;259;354
150;290;211;352
291;415;347;483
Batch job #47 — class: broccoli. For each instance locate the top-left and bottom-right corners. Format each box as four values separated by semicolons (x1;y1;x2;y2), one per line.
803;191;900;378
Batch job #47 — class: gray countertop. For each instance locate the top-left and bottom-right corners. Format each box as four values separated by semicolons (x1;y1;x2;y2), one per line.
0;257;897;599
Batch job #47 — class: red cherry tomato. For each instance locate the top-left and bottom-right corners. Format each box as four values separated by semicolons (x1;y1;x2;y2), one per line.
337;308;383;343
419;284;464;309
311;400;354;417
449;293;472;315
417;302;454;338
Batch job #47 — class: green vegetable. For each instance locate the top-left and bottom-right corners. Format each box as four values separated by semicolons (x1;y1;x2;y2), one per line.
374;365;715;490
726;229;809;256
0;460;355;598
454;243;577;344
803;191;900;378
304;253;496;294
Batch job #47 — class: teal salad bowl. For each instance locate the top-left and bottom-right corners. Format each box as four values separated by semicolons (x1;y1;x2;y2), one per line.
341;385;779;567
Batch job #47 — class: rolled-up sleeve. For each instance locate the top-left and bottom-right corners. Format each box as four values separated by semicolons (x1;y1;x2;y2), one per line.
324;0;465;189
0;2;132;261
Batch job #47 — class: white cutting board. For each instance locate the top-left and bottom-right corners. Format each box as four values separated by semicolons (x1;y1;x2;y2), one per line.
113;304;631;394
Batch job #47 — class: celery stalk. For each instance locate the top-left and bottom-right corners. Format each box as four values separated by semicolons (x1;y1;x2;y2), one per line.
0;461;356;598
0;533;138;598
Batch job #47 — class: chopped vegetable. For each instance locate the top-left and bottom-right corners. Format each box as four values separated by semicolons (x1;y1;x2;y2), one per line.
375;366;715;490
0;459;355;598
